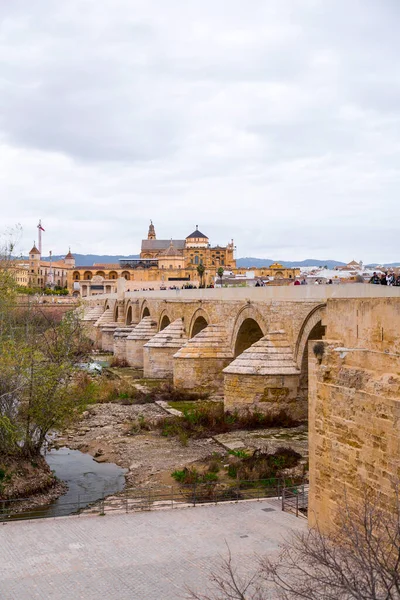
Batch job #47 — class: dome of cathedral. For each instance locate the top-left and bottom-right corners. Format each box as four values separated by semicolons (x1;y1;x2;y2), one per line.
161;241;181;257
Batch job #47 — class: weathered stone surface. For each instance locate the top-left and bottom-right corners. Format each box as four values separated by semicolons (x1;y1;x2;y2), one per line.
309;298;400;532
101;324;119;352
173;324;233;393
113;326;137;361
143;319;187;378
95;307;114;327
223;331;303;419
83;304;104;321
125;317;158;368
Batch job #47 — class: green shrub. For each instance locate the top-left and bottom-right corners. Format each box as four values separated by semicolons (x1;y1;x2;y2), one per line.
203;472;218;482
228;449;249;459
171;467;219;485
227;465;237;478
230;447;302;482
207;460;220;474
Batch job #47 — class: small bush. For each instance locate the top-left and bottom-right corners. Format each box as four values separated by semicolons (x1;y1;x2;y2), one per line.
313;341;325;359
228;449;249;459
171;467;200;484
227;465;238;478
178;431;189;447
126;415;151;435
203;472;218;482
228;447;302;483
171;467;219;485
208;460;220;474
110;357;130;368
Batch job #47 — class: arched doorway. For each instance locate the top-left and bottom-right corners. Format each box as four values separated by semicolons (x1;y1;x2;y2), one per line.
160;315;171;330
234;318;263;357
191;316;208;338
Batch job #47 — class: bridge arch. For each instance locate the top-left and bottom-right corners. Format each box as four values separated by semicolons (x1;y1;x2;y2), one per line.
295;304;326;403
295;304;326;369
140;300;151;319
113;303;119;322
126;304;133;325
189;308;210;338
159;311;172;331
231;305;267;356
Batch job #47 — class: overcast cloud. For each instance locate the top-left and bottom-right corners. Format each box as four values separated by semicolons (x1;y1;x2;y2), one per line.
1;0;399;262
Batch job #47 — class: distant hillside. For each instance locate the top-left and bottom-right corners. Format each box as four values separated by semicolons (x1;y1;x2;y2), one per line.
236;257;347;269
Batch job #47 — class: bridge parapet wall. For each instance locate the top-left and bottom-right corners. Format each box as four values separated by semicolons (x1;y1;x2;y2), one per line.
309;298;400;532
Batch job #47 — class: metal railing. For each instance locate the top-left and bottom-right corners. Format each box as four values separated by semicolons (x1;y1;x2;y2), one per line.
0;478;307;522
281;484;309;518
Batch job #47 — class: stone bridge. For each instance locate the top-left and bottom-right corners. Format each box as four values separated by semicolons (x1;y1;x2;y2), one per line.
81;283;399;423
81;284;400;530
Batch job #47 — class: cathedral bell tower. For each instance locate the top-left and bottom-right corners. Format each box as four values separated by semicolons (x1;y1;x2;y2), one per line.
148;220;156;240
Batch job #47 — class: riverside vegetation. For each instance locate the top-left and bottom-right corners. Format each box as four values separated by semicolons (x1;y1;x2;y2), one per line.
0;235;95;500
0;231;307;503
60;373;307;496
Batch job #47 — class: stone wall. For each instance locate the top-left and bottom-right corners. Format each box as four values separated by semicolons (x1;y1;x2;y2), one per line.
143;346;176;379
224;372;304;419
173;357;231;394
309;298;400;531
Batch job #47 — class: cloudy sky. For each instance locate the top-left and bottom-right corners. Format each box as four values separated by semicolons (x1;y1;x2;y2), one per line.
1;0;399;262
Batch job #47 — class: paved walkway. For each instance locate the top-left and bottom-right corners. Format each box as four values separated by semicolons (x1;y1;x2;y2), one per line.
0;501;306;599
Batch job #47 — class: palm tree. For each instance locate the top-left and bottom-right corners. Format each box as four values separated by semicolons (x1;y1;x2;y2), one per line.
217;266;224;288
196;263;205;288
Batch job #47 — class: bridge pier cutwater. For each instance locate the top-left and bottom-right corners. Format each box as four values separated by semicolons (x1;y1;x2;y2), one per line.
82;283;400;532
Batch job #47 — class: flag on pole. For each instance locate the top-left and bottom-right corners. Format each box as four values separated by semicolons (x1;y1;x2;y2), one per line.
38;223;45;231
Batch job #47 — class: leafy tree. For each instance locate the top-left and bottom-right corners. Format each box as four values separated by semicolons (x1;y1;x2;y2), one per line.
217;266;224;287
197;263;206;288
0;229;94;459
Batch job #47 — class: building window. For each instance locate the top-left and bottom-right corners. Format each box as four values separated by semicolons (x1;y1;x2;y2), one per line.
194;255;199;265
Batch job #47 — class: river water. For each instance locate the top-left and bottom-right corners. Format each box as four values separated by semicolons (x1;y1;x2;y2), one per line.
7;447;127;520
44;447;127;516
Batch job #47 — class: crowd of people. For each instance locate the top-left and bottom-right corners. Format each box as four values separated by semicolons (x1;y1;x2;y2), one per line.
369;272;400;285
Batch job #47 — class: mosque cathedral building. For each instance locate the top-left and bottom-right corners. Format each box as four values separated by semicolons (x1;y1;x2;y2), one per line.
68;223;237;295
9;222;299;295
